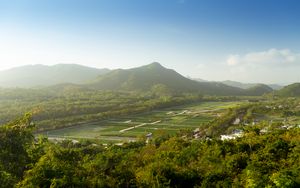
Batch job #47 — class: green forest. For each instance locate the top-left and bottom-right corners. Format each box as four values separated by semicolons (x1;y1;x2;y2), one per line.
2;108;300;187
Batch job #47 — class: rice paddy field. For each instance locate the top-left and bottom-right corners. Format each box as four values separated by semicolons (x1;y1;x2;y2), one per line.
38;101;244;143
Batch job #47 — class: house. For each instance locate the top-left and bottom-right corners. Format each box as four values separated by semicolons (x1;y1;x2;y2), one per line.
220;129;243;141
233;118;241;125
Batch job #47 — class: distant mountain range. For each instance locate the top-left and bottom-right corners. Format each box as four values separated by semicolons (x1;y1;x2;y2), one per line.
0;64;109;88
221;80;283;90
0;62;297;97
192;79;283;90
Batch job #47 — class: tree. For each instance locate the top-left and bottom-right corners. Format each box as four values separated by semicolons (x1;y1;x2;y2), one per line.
0;114;34;187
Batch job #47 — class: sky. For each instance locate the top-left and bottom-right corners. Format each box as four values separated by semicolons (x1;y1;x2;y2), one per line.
1;0;300;84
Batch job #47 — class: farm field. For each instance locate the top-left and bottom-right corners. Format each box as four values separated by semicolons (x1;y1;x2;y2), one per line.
246;100;300;126
37;101;245;143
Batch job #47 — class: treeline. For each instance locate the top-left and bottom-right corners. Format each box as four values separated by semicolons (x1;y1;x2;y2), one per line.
1;114;300;187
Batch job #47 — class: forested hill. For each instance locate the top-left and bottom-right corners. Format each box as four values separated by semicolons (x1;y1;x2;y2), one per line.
0;64;110;88
244;84;274;96
89;62;245;95
276;83;300;97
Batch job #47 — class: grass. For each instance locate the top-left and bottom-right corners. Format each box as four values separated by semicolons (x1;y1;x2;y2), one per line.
37;101;244;143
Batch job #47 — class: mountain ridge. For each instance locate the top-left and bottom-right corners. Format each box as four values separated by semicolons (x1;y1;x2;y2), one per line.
89;62;247;95
0;62;282;96
192;78;283;90
0;64;110;88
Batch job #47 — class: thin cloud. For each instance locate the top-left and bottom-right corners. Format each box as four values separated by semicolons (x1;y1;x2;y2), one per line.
227;55;240;66
227;49;300;67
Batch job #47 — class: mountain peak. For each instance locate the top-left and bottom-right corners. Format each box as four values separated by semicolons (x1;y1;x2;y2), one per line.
150;62;162;66
146;62;164;68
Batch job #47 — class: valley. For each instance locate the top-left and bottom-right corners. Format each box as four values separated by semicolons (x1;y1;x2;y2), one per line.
2;0;300;186
1;62;300;188
38;101;242;143
1;62;300;187
4;95;300;187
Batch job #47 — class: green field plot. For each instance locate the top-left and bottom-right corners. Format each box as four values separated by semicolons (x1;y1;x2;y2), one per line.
38;101;245;142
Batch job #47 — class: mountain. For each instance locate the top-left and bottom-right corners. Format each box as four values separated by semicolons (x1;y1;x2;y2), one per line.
192;79;282;90
268;84;284;90
276;83;300;97
0;64;110;88
221;80;282;90
191;78;208;82
221;80;259;89
244;84;273;96
0;62;277;96
90;62;245;95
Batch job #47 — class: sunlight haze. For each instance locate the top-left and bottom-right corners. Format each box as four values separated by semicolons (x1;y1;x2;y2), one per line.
3;1;300;187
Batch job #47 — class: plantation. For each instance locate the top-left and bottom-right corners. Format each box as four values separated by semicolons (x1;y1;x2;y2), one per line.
38;101;243;142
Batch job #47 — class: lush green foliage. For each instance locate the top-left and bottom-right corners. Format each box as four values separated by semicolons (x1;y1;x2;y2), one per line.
2;111;300;187
0;114;39;187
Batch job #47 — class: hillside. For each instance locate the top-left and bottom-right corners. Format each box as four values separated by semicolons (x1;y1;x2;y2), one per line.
221;80;282;90
222;80;258;89
244;84;273;96
90;62;245;95
276;83;300;97
192;79;282;90
0;64;110;88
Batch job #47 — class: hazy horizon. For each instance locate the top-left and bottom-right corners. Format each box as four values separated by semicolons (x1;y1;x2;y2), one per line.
1;0;300;84
0;62;292;86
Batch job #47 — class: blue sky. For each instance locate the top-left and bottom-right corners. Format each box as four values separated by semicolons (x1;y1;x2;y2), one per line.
1;0;300;84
